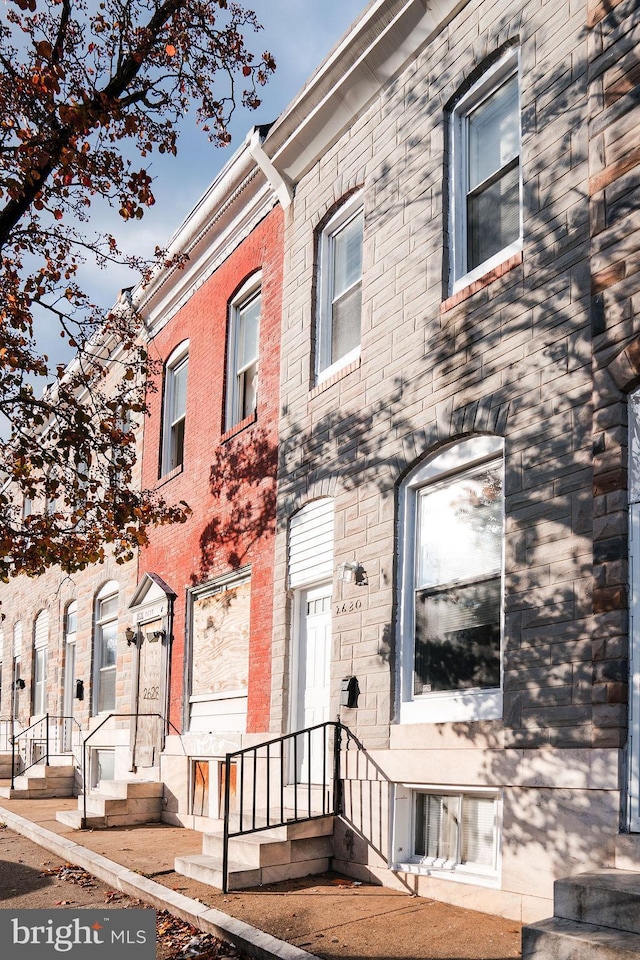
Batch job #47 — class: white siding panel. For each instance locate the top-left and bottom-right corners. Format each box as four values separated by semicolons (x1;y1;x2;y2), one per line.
289;498;334;588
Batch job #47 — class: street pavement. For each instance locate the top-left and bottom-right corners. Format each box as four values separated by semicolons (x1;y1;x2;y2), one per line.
0;795;522;960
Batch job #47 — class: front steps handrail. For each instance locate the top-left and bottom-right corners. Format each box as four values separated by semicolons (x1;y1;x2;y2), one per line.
80;711;184;828
10;713;82;788
221;720;357;893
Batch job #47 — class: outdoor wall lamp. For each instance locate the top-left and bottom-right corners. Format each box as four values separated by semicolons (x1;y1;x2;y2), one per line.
149;629;166;642
125;626;138;646
337;559;367;585
12;678;25;691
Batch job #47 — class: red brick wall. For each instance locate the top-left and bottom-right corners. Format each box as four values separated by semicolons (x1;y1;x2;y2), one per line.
140;206;284;734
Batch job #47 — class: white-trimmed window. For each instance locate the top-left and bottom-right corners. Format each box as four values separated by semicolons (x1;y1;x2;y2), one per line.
32;609;49;716
451;50;521;290
393;785;501;883
317;193;363;382
94;581;119;714
226;275;261;430
398;437;505;724
161;341;189;475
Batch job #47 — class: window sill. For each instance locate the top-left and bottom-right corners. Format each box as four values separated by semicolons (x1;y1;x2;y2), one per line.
310;356;361;399
157;463;184;487
399;689;502;724
393;859;500;888
222;411;257;443
442;250;523;314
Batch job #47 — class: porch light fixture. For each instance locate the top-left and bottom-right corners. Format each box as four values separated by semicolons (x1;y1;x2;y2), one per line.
125;626;138;646
337;559;367;585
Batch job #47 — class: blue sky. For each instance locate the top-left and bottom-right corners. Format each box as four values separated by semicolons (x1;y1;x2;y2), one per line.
86;0;368;306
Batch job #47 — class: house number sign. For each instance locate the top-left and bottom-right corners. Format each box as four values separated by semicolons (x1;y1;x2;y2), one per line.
335;599;364;615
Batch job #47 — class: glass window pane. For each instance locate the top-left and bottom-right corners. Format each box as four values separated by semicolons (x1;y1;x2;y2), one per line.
417;462;503;589
332;212;363;298
240;361;258;419
462;796;496;867
415;793;458;860
414;578;501;694
98;668;116;713
171;417;185;469
331;282;361;363
468;74;519;190
171;359;188;423
99;595;119;620
66;605;77;636
467;163;519;271
237;294;260;371
101;621;117;668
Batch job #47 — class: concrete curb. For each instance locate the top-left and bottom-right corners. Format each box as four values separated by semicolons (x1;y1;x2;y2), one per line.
0;804;318;960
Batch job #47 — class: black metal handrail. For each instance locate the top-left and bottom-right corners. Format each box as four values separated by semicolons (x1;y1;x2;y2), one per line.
221;720;354;893
10;714;82;788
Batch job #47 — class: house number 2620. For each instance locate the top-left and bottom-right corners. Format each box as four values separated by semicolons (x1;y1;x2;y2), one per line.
335;599;363;615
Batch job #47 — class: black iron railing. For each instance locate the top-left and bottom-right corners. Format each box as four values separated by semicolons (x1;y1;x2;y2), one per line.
10;714;82;788
222;720;356;893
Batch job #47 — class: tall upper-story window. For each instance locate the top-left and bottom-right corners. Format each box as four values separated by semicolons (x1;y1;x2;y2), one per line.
451;50;521;290
317;193;363;382
94;581;119;714
398;437;505;724
161;342;189;475
226;275;261;430
32;609;49;716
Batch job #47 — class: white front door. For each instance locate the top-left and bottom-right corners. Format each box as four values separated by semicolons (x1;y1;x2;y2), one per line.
629;388;640;830
296;583;332;782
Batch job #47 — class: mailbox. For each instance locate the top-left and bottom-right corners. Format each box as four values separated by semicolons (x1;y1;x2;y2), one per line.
340;676;360;709
75;678;84;701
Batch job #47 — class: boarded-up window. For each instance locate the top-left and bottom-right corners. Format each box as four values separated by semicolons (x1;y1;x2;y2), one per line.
191;580;250;697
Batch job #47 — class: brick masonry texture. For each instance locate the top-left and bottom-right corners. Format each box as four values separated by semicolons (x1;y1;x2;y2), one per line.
271;0;616;753
140;207;284;735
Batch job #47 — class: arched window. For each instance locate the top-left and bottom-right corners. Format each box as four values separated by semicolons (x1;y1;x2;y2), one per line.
94;581;119;714
397;436;505;723
226;273;261;430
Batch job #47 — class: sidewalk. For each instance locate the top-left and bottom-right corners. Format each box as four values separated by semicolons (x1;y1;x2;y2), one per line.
0;796;522;960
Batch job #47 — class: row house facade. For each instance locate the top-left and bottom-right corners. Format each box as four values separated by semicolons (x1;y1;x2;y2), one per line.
2;0;640;939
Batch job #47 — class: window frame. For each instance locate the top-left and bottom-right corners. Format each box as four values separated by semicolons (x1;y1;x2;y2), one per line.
32;610;49;717
316;192;364;383
450;49;522;292
397;436;505;724
93;581;119;715
161;341;189;476
225;274;262;431
392;783;502;885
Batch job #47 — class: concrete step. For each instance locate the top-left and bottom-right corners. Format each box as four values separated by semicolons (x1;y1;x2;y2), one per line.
174;851;331;890
91;780;163;800
0;764;75;799
175;854;260;891
55;809;108;830
555;871;640;935
522;918;640;959
203;829;333;867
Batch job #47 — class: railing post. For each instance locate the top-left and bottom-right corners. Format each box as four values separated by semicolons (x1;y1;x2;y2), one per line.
222;753;232;895
82;737;87;829
333;722;343;816
10;731;16;790
45;714;50;765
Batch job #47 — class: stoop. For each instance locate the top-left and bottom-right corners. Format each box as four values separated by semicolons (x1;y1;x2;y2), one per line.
56;779;163;829
522;836;640;959
175;815;334;890
0;763;75;800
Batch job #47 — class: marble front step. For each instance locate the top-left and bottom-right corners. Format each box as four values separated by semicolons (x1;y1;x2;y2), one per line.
0;764;75;799
55;779;163;829
522;918;640;959
175;852;331;890
555;871;640;936
175;814;335;890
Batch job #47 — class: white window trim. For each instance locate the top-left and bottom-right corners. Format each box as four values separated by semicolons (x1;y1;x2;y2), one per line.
392;783;502;887
225;273;262;431
93;580;119;715
32;611;49;717
450;49;522;293
316;192;363;384
161;340;189;475
397;436;505;724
